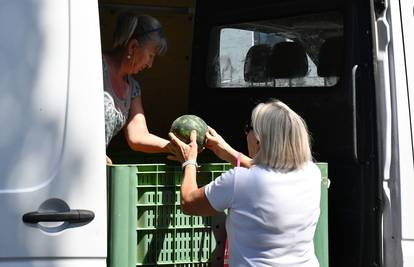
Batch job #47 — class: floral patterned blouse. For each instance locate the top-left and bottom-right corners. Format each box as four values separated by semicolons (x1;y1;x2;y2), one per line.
103;56;141;147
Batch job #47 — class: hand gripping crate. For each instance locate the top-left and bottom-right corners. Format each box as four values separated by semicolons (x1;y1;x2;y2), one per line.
108;163;232;267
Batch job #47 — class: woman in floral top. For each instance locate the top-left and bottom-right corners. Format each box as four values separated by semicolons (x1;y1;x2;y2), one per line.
103;13;170;163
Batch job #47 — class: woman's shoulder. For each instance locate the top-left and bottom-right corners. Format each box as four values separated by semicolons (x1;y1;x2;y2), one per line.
239;165;271;179
127;75;140;87
127;75;141;98
216;167;251;184
302;161;322;178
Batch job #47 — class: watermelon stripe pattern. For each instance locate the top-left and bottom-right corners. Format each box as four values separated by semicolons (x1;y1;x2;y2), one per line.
170;115;208;151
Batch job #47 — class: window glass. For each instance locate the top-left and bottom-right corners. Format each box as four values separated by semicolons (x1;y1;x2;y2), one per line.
207;12;343;88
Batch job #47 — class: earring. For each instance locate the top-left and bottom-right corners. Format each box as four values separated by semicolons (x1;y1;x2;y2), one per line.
127;54;131;60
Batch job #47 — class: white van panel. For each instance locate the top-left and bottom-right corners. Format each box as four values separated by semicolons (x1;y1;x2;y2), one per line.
391;0;414;240
402;240;414;266
399;1;414;145
0;0;68;192
0;0;106;265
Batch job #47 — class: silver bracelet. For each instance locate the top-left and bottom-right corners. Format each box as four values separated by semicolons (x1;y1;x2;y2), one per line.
182;159;199;169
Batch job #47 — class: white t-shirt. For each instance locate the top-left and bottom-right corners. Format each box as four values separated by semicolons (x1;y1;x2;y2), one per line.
204;161;321;267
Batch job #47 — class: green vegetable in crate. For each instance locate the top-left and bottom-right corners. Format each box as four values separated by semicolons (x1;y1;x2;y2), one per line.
170;114;208;151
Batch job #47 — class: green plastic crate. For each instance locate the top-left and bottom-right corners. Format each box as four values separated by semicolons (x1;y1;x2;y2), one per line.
108;163;231;267
108;162;328;267
315;162;329;267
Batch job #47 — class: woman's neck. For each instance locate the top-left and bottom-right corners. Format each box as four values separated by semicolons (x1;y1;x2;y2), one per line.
104;52;130;99
105;51;129;78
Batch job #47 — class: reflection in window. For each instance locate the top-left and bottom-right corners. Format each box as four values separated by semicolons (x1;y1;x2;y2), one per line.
208;12;343;88
220;29;253;85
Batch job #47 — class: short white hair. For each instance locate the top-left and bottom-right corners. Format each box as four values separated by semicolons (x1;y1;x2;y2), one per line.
112;13;167;55
251;99;312;171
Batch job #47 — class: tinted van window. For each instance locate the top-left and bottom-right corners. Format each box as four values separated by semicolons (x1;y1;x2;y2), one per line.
207;12;343;88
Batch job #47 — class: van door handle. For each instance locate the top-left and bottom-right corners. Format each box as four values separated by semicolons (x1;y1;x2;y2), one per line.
22;209;95;223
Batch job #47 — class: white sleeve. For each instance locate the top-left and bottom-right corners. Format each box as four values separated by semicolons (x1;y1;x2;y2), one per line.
204;168;236;212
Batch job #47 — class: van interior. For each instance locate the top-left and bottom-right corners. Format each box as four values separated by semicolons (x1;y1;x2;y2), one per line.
99;0;381;266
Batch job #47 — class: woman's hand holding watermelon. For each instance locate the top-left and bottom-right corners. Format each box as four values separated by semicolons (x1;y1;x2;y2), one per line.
169;130;218;217
206;126;252;167
205;127;238;163
168;130;198;163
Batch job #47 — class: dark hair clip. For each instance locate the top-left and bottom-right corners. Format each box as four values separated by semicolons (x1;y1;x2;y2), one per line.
137;27;163;36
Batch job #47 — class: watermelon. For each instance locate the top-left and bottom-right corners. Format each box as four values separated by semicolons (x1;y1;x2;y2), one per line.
170;114;208;151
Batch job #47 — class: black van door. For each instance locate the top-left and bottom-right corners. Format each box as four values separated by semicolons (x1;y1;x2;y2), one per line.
189;0;381;266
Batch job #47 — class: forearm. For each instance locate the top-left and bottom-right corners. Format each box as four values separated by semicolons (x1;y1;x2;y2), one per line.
180;165;199;212
171;130;218;216
220;146;238;165
126;131;170;153
238;153;253;168
215;145;252;168
126;98;170;153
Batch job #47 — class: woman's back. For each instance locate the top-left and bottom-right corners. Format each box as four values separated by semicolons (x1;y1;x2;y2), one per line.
206;161;321;266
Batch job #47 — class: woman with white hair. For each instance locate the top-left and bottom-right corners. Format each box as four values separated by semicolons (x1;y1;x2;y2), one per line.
103;13;170;163
169;99;321;266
